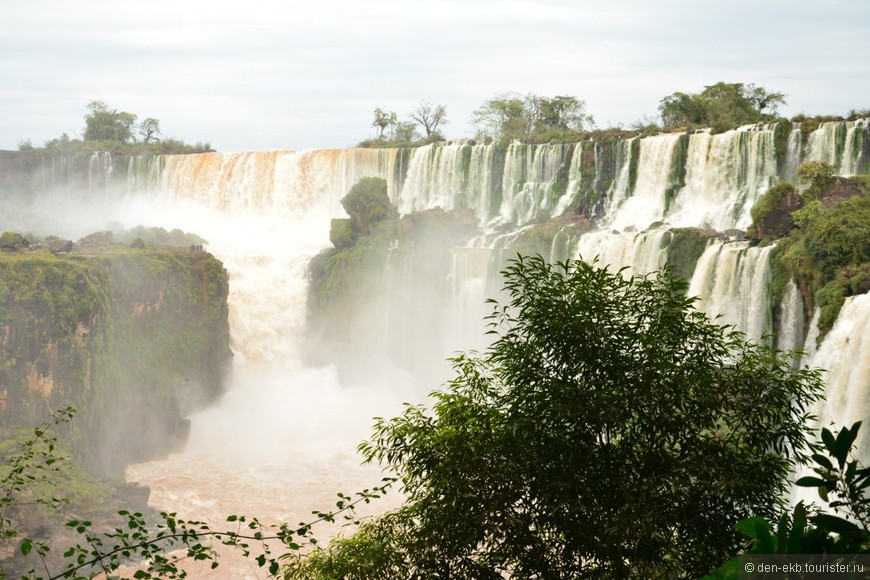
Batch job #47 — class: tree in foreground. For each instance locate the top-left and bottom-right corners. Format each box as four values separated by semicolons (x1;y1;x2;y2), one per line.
291;256;824;579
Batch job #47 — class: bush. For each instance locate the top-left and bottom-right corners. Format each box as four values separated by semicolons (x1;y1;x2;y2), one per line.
750;182;799;225
798;161;836;198
340;177;398;235
329;218;354;249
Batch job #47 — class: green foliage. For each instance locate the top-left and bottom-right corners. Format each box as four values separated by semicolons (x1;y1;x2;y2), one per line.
773;190;870;338
704;423;870;578
472;93;593;142
305;257;826;578
22;101;212;155
329;218;355;249
659;82;786;131
371;107;397;141
284;518;408;579
83;100;137;143
797;160;836;198
748;182;803;240
801;195;870;279
791;199;823;228
751;182;799;225
0;248;231;473
113;225;206;248
340;177;398;235
0;232;29;252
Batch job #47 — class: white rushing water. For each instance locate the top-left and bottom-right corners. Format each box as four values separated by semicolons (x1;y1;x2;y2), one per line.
90;121;869;576
113;154;411;578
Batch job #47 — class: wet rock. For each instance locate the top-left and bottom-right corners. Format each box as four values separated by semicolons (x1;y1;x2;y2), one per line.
48;238;74;254
0;231;29;252
77;230;113;246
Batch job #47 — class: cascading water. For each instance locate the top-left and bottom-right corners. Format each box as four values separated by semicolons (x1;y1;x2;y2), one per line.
806;118;870;176
607;133;682;231
113;152;410;578
776;279;806;354
498;142;574;226
808;293;870;450
687;241;775;344
92;119;870;574
669;124;778;230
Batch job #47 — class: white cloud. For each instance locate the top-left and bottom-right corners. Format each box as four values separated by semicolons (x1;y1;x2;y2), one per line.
1;0;868;150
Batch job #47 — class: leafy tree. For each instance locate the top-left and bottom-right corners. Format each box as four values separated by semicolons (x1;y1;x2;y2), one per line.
372;107;397;140
83;100;138;143
472;93;531;141
300;257;824;578
472;93;592;141
410;101;448;138
533;94;594;133
138;117;162;143
393;120;420;144
659;82;786;130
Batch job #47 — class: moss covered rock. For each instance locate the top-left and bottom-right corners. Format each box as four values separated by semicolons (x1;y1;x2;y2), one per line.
748;182;802;240
0;248;231;475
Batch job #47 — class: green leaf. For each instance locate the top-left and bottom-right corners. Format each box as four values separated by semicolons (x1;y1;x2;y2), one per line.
20;537;32;556
812;453;834;471
822;428;836;454
834;426;855;467
794;476;827;488
811;514;863;536
736;517;772;543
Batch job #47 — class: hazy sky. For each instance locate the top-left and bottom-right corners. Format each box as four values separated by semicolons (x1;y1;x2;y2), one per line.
2;0;868;152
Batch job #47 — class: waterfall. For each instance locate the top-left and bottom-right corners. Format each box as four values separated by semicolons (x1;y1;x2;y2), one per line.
397;143;469;215
687;241;775;343
554;142;587;217
79;125;864;561
776;279;806;354
575;229;670;278
842;118;869;176
669;124;778;230
806;118;870;176
497;143;574;225
605;137;636;217
607;134;682;231
783;123;803;184
808;293;870;455
159;149;398;217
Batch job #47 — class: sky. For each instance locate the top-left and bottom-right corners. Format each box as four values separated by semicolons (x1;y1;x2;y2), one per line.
1;0;868;152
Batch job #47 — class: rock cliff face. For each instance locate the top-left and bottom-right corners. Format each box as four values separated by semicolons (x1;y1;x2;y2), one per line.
0;247;231;475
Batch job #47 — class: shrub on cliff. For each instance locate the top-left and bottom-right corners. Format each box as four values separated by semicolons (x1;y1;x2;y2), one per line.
293;257;824;579
329;218;355;249
749;182;802;239
772;189;870;338
340;177;398;236
798;160;836;198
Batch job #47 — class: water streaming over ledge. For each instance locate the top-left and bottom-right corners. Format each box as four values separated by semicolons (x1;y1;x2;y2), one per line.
35;118;859;573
